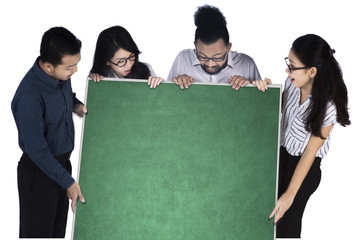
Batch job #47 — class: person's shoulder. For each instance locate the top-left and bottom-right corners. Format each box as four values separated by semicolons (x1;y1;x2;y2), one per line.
230;51;255;62
176;49;195;58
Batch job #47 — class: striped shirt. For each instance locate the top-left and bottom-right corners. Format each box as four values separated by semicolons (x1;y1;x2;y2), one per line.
280;78;337;158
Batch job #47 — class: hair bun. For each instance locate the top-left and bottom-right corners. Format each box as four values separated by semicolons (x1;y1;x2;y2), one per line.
194;5;227;29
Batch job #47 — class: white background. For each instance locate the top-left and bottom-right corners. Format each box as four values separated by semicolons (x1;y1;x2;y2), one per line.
1;0;359;239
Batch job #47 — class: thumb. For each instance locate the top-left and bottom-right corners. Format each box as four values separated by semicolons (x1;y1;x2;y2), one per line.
82;105;87;114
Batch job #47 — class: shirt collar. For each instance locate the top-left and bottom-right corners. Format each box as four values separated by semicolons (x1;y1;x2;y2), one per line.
33;56;64;89
191;49;235;69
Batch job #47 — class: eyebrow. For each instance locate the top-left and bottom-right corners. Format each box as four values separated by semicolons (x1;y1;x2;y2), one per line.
66;63;78;68
115;53;135;60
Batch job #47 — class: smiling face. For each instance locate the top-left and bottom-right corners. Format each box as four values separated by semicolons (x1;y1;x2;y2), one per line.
108;48;135;78
286;50;316;91
41;53;81;81
195;38;231;75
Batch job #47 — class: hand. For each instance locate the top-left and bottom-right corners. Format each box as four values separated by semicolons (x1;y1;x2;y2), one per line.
74;104;87;117
228;75;250;90
172;74;195;89
67;182;85;213
89;73;104;82
269;191;295;224
252;78;272;92
148;76;164;88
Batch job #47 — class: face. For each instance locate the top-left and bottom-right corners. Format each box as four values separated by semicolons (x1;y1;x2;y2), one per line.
46;53;81;81
286;50;315;90
195;38;231;75
108;48;135;78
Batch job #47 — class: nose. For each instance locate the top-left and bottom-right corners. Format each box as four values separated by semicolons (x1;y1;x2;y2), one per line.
72;65;78;74
207;59;217;66
285;68;290;74
125;59;133;68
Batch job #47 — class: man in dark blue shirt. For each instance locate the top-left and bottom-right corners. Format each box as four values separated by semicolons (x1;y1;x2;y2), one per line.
11;27;86;238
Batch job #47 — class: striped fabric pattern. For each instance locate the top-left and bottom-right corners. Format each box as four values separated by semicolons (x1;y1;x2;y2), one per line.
280;78;337;158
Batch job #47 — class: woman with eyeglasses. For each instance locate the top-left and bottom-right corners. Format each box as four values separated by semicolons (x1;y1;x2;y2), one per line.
269;34;351;238
89;25;164;88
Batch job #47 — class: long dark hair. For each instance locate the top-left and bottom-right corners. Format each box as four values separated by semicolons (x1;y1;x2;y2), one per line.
90;25;150;79
291;34;350;138
194;5;229;45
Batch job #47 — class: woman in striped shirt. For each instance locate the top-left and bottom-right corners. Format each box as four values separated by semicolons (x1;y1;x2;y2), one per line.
269;34;351;238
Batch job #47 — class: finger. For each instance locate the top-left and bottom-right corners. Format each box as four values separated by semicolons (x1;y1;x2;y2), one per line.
257;81;265;92
83;105;88;114
228;76;234;84
240;79;250;87
178;78;184;89
269;205;279;219
78;190;85;203
265;77;272;85
235;79;244;90
252;80;258;87
150;77;156;89
172;77;179;85
229;77;238;89
275;212;283;224
71;198;76;213
184;77;190;89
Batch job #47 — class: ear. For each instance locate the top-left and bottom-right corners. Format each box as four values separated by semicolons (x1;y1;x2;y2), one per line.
42;61;55;74
227;42;232;52
106;61;111;66
309;66;317;79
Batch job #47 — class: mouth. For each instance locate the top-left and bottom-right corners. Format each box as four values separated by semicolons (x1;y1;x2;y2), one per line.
290;78;295;83
206;66;217;72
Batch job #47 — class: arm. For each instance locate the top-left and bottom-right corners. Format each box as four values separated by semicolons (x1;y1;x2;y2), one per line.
269;124;334;223
73;93;87;117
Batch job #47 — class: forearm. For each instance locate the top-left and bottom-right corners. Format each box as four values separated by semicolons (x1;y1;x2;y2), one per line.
284;127;332;198
73;92;83;110
285;151;316;197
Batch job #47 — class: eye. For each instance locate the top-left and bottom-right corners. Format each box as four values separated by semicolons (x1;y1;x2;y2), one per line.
117;59;126;64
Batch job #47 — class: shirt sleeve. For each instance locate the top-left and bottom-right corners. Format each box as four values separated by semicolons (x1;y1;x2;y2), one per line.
249;62;261;82
16;94;75;189
322;102;337;127
167;52;182;81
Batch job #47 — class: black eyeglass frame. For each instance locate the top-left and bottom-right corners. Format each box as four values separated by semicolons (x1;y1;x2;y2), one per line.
284;57;309;73
110;54;136;68
196;48;229;63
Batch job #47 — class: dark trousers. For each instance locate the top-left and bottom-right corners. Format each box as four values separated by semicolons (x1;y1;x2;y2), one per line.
17;152;72;238
276;146;322;238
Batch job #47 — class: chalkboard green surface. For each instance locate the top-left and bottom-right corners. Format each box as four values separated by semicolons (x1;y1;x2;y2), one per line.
73;79;281;240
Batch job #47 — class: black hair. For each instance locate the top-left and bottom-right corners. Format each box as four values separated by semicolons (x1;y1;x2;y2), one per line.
40;27;81;66
194;5;229;45
291;34;351;138
90;25;150;79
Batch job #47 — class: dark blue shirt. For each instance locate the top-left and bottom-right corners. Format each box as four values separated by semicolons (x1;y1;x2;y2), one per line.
11;57;82;189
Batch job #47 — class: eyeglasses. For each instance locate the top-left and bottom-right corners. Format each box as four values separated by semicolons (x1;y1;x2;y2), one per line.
110;53;136;68
285;57;308;73
196;48;229;62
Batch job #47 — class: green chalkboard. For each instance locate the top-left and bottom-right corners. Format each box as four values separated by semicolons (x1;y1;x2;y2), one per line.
73;79;281;240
